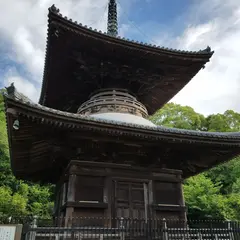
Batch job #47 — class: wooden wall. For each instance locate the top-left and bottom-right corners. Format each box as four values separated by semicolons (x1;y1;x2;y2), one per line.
54;160;186;225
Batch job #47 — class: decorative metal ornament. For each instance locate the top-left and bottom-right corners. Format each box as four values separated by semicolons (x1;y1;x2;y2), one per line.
107;0;118;37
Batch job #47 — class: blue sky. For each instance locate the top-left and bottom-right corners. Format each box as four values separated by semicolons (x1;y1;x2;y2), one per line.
0;0;239;115
116;0;193;43
123;0;192;35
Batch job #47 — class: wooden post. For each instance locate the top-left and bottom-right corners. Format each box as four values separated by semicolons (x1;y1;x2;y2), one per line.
178;174;187;222
67;174;76;202
104;175;112;227
163;218;168;240
144;182;148;223
178;181;184;206
65;174;76;226
149;180;156;219
227;220;234;240
65;207;74;227
28;217;37;240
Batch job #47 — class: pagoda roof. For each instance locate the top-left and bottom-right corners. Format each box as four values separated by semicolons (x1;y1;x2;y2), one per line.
3;91;240;183
39;5;214;115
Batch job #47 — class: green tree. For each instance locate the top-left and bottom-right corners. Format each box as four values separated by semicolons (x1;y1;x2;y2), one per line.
222;194;240;220
205;157;240;194
0;186;28;217
0;93;15;188
183;175;226;219
149;103;206;130
27;184;54;218
150;103;240;220
0;93;8;153
205;110;240;132
232;178;240;193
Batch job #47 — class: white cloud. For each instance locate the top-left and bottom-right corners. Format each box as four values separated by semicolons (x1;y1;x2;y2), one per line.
0;0;111;100
6;76;38;103
0;0;132;103
166;0;240;115
3;69;38;102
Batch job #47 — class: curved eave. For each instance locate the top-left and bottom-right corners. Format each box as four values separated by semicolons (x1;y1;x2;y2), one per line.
5;96;240;146
48;7;214;58
39;5;214;105
4;96;240;182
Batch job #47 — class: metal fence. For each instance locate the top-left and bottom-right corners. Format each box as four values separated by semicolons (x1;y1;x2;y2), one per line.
0;217;239;240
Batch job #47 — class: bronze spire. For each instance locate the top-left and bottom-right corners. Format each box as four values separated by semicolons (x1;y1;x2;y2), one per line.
107;0;118;36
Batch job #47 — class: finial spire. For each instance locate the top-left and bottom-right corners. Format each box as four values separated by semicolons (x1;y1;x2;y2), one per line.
107;0;118;37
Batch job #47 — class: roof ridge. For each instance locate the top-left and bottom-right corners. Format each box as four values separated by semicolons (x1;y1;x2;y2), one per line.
48;4;214;56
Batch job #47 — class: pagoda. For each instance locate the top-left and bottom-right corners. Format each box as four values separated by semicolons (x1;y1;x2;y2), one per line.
3;0;240;223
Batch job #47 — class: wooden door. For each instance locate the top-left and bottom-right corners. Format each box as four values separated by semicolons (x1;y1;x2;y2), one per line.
113;180;149;220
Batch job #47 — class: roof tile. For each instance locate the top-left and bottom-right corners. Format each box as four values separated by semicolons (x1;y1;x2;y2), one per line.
3;90;240;141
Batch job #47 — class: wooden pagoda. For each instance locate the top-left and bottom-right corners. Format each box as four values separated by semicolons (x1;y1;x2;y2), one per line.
3;1;240;223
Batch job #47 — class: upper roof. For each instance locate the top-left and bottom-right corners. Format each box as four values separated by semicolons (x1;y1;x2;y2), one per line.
38;5;214;115
3;90;240;182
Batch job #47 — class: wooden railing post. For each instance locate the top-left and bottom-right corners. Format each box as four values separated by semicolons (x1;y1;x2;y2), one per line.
163;218;168;240
198;232;203;240
28;216;37;240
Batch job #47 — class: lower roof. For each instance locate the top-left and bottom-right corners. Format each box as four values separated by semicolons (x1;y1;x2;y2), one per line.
3;92;240;183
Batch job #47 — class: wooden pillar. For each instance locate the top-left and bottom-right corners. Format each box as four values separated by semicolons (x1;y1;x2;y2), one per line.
67;174;76;202
148;180;154;219
177;174;187;221
104;174;112;227
65;207;74;227
178;181;185;206
64;174;76;226
144;182;149;222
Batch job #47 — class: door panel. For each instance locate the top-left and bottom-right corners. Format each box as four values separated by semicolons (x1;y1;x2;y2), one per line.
113;180;148;220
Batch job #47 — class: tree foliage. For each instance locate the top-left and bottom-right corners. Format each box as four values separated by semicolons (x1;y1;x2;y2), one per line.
149;103;206;130
151;103;240;220
206;110;240;132
183;175;225;219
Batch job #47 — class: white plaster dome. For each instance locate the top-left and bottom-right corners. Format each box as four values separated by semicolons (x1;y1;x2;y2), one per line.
91;112;156;127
